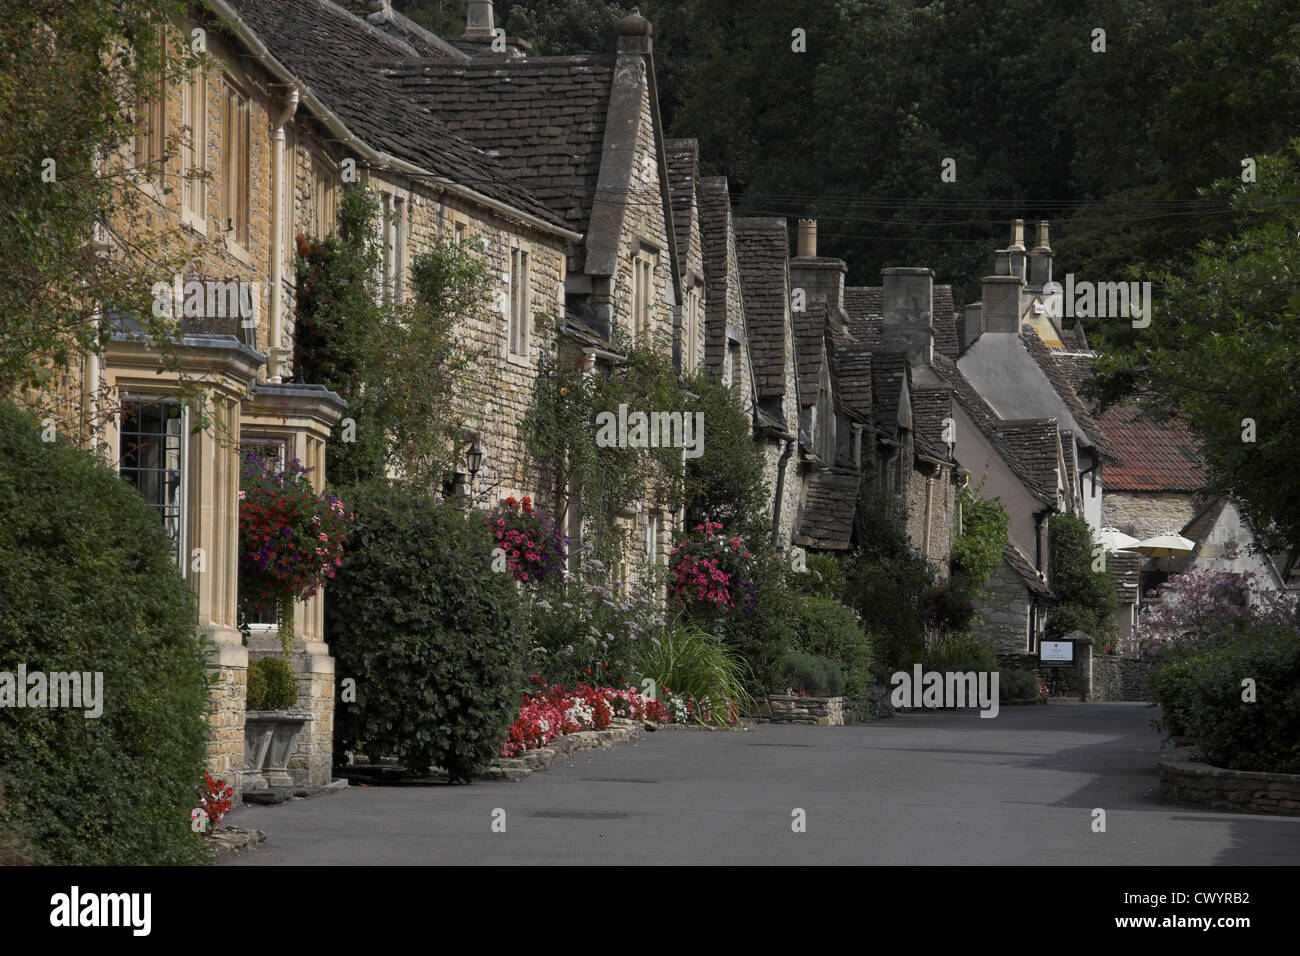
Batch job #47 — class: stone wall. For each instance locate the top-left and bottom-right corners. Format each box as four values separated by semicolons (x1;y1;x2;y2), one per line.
1092;654;1153;701
1103;491;1200;540
207;655;250;802
973;560;1031;654
766;695;847;726
1159;751;1300;815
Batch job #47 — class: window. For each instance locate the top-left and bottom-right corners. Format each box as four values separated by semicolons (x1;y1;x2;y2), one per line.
454;221;466;245
646;512;661;568
180;66;207;223
509;247;529;358
722;342;735;388
119;400;186;565
393;197;407;303
631;254;653;343
221;78;250;247
682;287;700;374
283;125;297;273
312;154;338;236
135;61;167;176
380;192;393;300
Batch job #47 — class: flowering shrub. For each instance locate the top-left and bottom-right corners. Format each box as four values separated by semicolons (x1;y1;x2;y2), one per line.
238;450;351;611
197;772;234;835
1129;569;1298;660
668;522;756;614
502;678;695;757
484;496;567;584
921;575;976;636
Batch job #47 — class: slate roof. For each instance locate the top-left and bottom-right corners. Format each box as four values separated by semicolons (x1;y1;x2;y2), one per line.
930;354;1055;504
832;344;872;419
996;419;1062;499
699;177;735;378
794;297;827;409
1099;404;1207;492
375;55;619;235
735;218;791;401
871;353;909;434
1020;330;1116;461
843;285;959;360
792;469;862;551
665;139;699;279
1051;351;1096;398
225;0;567;228
1108;551;1141;605
912;386;955;463
1004;541;1052;595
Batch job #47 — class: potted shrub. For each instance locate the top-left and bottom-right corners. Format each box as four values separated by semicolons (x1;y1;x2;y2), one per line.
238;450;351;786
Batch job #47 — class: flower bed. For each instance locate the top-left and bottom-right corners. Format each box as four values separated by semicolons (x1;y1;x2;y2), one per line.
500;677;738;757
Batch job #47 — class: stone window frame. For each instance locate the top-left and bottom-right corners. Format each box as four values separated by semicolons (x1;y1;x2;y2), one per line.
116;395;189;569
506;244;531;365
629;241;659;347
180;61;208;232
133;24;169;183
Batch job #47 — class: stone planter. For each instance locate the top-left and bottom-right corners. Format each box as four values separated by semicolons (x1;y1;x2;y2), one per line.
1159;750;1300;815
766;694;848;726
244;710;312;789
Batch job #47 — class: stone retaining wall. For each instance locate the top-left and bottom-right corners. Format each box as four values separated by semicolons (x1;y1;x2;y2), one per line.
1159;750;1300;815
766;694;847;726
1092;655;1154;702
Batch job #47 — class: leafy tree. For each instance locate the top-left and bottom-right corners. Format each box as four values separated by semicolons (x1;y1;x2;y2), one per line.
1088;142;1300;552
0;1;211;433
1047;513;1116;642
681;375;771;542
951;484;1009;596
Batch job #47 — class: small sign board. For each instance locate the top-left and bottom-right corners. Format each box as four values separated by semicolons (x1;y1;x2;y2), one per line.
1040;641;1074;665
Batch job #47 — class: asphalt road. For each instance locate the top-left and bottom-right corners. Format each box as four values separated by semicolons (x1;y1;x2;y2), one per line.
225;702;1300;865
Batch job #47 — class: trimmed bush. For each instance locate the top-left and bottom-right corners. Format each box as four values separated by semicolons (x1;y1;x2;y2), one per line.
789;594;873;695
998;668;1042;701
792;552;845;599
328;483;527;782
247;657;298;711
1150;657;1198;738
0;401;210;865
780;652;845;697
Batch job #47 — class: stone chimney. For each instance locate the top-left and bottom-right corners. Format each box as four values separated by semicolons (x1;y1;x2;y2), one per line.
982;274;1026;334
1029;220;1052;290
1008;219;1027;281
962;302;984;351
881;267;935;365
466;0;494;38
789;219;848;329
453;0;532;57
796;219;817;258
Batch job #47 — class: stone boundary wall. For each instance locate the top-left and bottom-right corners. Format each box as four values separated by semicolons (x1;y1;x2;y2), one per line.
1159;750;1300;815
1093;655;1154;702
765;694;847;726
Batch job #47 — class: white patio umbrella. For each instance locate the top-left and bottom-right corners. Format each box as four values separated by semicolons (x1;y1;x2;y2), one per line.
1128;531;1197;572
1096;527;1141;553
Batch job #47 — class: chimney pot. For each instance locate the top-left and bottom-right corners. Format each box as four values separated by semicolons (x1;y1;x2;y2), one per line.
796;219;817;258
1011;218;1025;250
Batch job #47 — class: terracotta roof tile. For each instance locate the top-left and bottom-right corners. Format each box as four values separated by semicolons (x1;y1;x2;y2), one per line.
1097;404;1207;492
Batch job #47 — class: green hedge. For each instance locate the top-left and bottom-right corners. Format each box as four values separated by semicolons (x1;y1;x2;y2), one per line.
998;668;1041;701
0;401;210;864
789;594;873;695
328;483;527;782
1154;626;1300;773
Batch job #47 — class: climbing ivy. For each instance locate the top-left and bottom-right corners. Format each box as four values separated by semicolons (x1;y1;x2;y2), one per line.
951;483;1010;595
